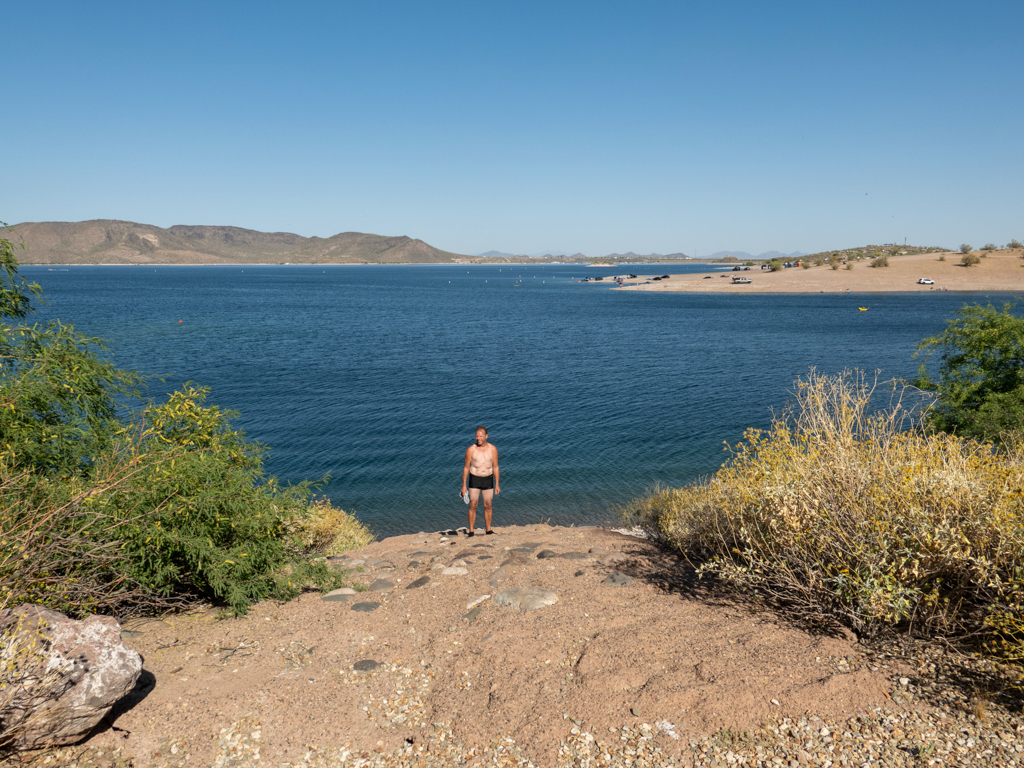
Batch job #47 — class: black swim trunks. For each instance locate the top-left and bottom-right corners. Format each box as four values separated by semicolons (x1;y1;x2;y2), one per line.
467;473;494;490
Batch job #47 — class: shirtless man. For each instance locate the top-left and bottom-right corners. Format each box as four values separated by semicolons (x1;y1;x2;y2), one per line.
461;426;499;536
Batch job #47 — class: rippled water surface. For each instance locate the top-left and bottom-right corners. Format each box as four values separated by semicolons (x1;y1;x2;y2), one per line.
25;264;1006;537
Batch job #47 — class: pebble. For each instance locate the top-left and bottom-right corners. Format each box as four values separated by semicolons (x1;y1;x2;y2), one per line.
367;579;394;592
494;586;559;610
441;566;468;576
600;552;628;565
320;592;351;602
350;602;381;612
487;565;514;585
352;659;379;671
406;576;430;589
559;551;591;560
537;549;560;559
603;572;633;586
466;594;491;610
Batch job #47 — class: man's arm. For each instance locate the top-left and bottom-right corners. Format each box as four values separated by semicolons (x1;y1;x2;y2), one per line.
491;445;500;494
462;446;472;492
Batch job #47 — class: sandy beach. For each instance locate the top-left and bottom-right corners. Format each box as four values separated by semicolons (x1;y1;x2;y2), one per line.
617;249;1024;294
37;524;1021;767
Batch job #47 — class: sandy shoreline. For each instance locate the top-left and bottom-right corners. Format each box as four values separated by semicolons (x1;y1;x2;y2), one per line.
42;522;1019;768
617;249;1024;294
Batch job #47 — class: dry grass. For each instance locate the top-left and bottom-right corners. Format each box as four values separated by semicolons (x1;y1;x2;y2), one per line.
622;370;1024;657
295;497;374;556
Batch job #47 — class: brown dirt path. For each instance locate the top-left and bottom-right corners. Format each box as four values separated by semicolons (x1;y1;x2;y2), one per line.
72;524;901;767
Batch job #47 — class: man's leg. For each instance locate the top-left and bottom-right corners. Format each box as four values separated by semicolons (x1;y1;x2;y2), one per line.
468;487;481;532
481;488;494;532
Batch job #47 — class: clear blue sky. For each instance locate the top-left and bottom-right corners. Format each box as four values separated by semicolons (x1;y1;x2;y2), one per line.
2;1;1021;256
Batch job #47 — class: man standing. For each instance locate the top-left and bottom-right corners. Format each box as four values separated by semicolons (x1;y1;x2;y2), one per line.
461;425;499;535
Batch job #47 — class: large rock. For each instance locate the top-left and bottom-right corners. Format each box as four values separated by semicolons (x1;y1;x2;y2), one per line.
0;604;143;750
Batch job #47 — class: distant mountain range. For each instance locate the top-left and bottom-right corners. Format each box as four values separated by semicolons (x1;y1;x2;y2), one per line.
4;221;808;265
705;250;805;261
5;220;470;265
478;250;691;260
478;249;806;261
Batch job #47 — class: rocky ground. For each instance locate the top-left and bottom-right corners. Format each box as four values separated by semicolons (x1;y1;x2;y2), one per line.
14;524;1024;767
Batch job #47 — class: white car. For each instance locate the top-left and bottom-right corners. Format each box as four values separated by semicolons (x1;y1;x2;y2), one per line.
917;278;935;284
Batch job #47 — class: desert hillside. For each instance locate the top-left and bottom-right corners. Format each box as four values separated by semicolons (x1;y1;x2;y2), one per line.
3;220;472;265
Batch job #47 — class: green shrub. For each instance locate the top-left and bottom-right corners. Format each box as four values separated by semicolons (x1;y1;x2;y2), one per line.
939;255;947;261
870;254;889;268
620;371;1024;658
961;253;981;267
961;243;973;255
982;243;997;251
0;229;370;618
1009;239;1023;250
914;302;1024;442
768;260;783;272
844;263;853;270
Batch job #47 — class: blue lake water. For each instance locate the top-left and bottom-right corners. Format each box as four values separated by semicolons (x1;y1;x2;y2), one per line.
23;263;1014;538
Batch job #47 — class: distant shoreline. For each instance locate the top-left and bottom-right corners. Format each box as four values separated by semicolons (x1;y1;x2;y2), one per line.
615;249;1024;295
24;260;715;268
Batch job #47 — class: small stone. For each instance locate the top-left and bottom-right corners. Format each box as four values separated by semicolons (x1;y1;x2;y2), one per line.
899;677;910;686
466;594;491;610
406;561;421;569
353;659;379;672
120;630;144;639
487;566;514;585
537;550;559;559
500;552;531;567
462;606;482;623
600;552;628;566
770;698;780;706
574;570;585;577
559;551;591;560
493;587;558;611
406;576;430;589
367;579;395;592
351;602;381;612
589;547;607;555
346;559;365;567
321;592;351;602
441;567;468;576
603;572;633;586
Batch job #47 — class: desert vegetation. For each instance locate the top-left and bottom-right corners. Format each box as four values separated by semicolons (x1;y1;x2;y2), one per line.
0;228;372;621
623;302;1024;664
914;302;1024;442
621;369;1024;662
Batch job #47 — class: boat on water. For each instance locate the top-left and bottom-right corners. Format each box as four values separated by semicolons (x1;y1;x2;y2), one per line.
858;307;869;311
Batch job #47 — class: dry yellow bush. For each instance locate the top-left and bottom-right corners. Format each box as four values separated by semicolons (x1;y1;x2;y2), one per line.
295;497;374;556
622;370;1024;657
